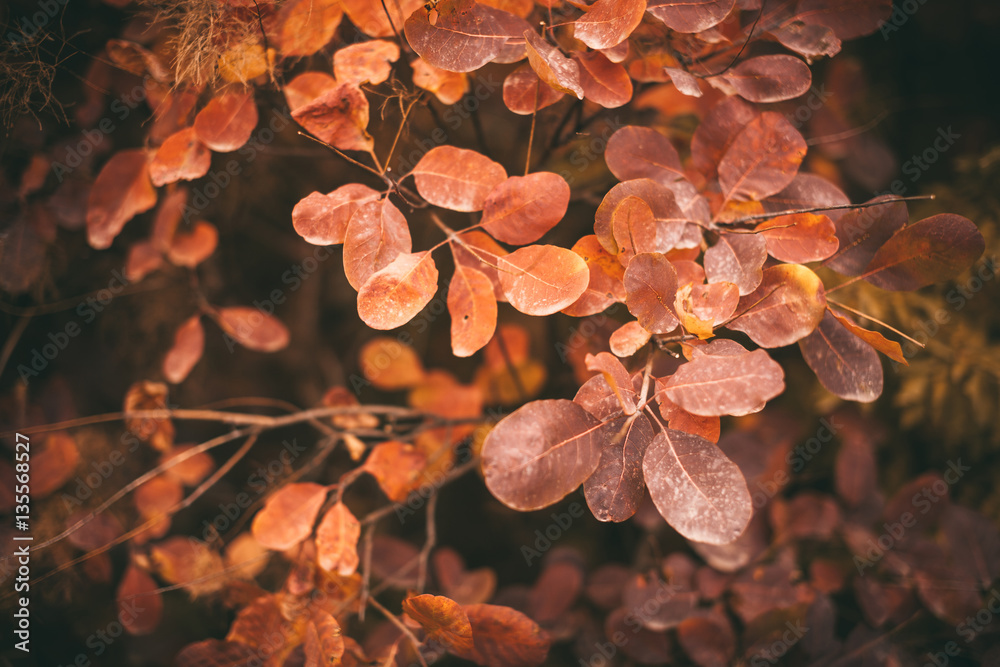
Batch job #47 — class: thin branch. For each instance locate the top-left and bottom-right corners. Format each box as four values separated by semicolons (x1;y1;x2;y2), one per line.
296;131;385;180
368;596;430;667
807;110;889;146
695;0;765;79
715;195;936;228
382;94;422;175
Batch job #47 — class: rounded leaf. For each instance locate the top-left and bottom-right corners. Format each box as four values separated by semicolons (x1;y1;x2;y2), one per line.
357;251;440;330
480;173;570;245
193;91;258;152
251;482;328;551
412;146;507;212
216;307;290;352
497;245;589;316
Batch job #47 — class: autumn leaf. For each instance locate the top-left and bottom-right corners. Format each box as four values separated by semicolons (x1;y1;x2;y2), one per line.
356;251;440;330
647;0;734;33
343;198;412;290
448;264;498;357
292;184;381;246
727;264;826;347
523;29;584;99
292;83;373;153
402;594;475;655
251;482;328;551
718;112;807;203
663;347;785;416
304;611;345;667
460;603;550;667
480;173;570;245
497;245;590;316
583;414;654;522
216;307;290;352
718;55;812;104
404;0;524;72
503;64;565;115
86;149;158;250
162;315;205;384
573;0;645;50
359;336;426;389
193;90;258;152
799;310;883;402
117;563;163;635
363;441;427;502
273;0;342;56
575;51;633;108
623;252;680;334
149;127;211;186
333;40;400;85
411;146;507;212
605;126;684;185
315;502;361;576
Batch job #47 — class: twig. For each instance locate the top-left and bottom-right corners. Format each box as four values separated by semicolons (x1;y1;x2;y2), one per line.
368;596;430;667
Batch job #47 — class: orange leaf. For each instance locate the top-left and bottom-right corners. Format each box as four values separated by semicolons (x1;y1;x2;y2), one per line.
86;149;157;249
574;0;645;50
216;306;290;352
343;198;411;290
274;0;343;56
359;336;426;390
497;245;589;316
334;40;400;85
315;502;361;576
402;594;474;655
480;173;570;245
149;127;211;186
32;432;80;497
167;221;218;267
292;184;380;246
411;146;507;212
357;251;439;330
304;611;346;667
162;315;205;384
460;603;550;667
448;264;498;357
193;90;259;152
251;482;328;551
117;562;163;635
363;441;427;502
291;83;373;153
412;58;469;105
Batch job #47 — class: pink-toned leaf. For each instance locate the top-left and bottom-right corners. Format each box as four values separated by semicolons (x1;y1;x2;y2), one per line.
703;232;767;296
691;96;759;181
663;348;784;416
643;429;752;544
117;563;163;635
755;212;839;263
291;82;373;153
585;352;637;415
825;195;907;276
357;251;439;330
594;179;686;255
333;40;400;85
274;0;343;56
292;183;381;246
503;64;565;115
575;51;633;108
251;482;328;551
162;316;204;384
523;29;584;99
647;0;735;33
149;127;211;186
574;0;646;49
771;21;841;59
193;91;258;152
719;55;812;104
404;0;523;72
623;252;680;334
481;172;570;245
562;235;626;317
343;198;412;290
862;214;985;291
727;264;826;347
718;112;807;202
584;414;654;522
482;399;620;511
412;146;507;212
609;320;651;358
796;0;893;40
216;307;290;352
86;149;158;249
799;310;883;402
611;196;657;265
605;126;684;185
448;264;498;357
497;245;589;316
315;501;361;575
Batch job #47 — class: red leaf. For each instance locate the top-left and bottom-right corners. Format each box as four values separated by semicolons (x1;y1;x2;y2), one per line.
117;563;163;635
605;126;684;185
404;0;523;72
643;429;752;544
274;0;343;56
292;183;381;246
334;40;400;85
503;64;564;115
523;29;583;99
162;315;205;384
481;173;570;245
584;352;637;415
623;252;680;334
482;399;620;511
675;281;739;337
193;90;258;152
727;264;826;348
594;179;685;255
691;96;759;181
357;251;439;330
562;235;626;317
663;348;785;416
460;603;550;667
315;502;361;575
755;212;839;263
343;198;411;290
799;310;883;402
796;0;893;40
251;482;328;551
291;83;373;153
719;55;812;104
584;413;654;522
825;195;907;276
412;146;507;212
703;232;766;296
32;432;80;497
647;0;734;33
575;51;633;108
497;245;590;316
612;196;657;265
402;594;475;655
364;441;428;502
149;127;211;186
216;306;290;352
862;214;984;291
718;112;807;203
574;0;646;50
86;149;158;249
448;264;498;357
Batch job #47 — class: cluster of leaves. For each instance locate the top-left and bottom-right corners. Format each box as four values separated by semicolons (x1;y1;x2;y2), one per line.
2;0;998;665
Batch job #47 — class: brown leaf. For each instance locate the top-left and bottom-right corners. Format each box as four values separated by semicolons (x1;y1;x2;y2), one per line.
304;611;346;667
334;40;400;85
574;0;645;49
503;64;565;115
359;336;426;389
691;96;759;181
292;83;373;153
584;413;654;522
150;536;225;596
825;195;907;276
664;348;785;416
605;126;684;185
32;432;80;497
796;0;892;40
460;603;550;667
448;264;498;357
402;594;475;655
404;0;523;72
273;0;343;56
497;245;590;316
176;640;258;666
193;90;258;152
718;112;807;203
412;146;507;212
727;264;826;348
643;429;752;544
647;0;734;33
216;306;290;352
293;184;381;247
828;310;905;365
117;563;163;635
799;310;883;402
251;482;328;551
162;315;205;384
167;221;218;267
719;55;812;104
356;251;439;330
124;380;175;452
481;173;570;245
343;198;411;290
623;252;680;334
755;212;839;263
86;149;158;249
161;444;215;487
316;502;361;576
575;51;633;108
584;352;637;415
523;29;583;99
482;399;620;511
703;232;767;296
0;215;46;293
149;127;211;186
